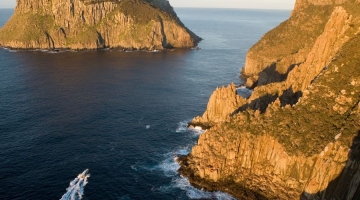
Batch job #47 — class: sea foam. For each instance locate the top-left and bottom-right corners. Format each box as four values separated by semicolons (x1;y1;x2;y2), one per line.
156;121;234;200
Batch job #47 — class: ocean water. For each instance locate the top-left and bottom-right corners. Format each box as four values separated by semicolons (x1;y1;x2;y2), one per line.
0;8;291;200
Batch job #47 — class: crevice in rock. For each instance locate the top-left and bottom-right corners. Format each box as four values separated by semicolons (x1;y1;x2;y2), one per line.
81;10;86;22
279;87;303;107
44;31;55;49
70;0;75;16
233;93;278;114
246;62;301;89
59;27;67;38
232;86;302;116
96;31;105;48
158;16;172;49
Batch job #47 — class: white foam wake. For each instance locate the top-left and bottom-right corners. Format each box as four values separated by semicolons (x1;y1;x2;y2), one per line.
60;169;90;200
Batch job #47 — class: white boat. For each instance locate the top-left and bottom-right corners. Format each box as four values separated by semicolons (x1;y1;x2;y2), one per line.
78;169;89;179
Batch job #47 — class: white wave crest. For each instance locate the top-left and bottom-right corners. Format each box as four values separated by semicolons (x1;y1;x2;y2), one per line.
176;121;206;136
136;120;233;199
174;178;236;200
158;151;236;200
60;169;90;200
175;121;189;133
158;155;181;177
156;152;235;200
189;126;206;137
156;122;234;200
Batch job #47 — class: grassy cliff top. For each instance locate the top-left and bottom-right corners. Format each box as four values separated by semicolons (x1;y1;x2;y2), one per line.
229;33;360;156
117;0;178;24
249;5;332;61
247;1;360;72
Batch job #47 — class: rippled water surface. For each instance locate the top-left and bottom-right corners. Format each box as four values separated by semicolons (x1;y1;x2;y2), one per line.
0;8;290;199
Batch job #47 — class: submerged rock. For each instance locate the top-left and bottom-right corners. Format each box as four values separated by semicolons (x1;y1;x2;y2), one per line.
0;0;201;50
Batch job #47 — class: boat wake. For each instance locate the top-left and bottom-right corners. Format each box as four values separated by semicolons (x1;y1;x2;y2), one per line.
60;169;90;200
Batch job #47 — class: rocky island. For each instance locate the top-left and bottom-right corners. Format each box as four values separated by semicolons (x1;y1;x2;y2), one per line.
180;0;360;199
0;0;200;50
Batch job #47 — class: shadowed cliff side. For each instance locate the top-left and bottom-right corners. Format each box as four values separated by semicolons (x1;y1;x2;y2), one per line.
301;131;360;199
0;0;201;50
180;0;360;199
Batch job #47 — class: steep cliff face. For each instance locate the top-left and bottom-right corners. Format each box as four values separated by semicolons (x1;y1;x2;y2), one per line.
0;0;200;50
242;0;358;88
180;0;360;199
285;6;352;92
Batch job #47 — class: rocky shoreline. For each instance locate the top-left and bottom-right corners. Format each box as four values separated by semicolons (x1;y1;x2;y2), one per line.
0;45;198;53
178;0;360;199
177;155;268;200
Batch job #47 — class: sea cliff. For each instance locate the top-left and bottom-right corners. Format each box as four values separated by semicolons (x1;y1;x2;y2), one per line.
179;0;360;199
0;0;200;50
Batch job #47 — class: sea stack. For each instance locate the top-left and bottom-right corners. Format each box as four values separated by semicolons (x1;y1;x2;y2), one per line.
180;0;360;199
0;0;201;50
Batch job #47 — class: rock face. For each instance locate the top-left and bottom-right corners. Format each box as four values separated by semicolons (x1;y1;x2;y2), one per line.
285;6;351;92
180;0;360;199
242;0;354;88
0;0;200;50
190;83;246;128
180;132;356;199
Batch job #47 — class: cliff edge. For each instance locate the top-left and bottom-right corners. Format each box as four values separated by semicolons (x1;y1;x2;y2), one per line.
0;0;201;50
181;0;360;199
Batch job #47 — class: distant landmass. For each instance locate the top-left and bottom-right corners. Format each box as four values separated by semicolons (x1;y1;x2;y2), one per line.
0;0;201;50
180;0;360;199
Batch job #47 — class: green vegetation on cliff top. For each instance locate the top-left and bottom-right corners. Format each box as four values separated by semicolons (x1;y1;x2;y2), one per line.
0;0;196;50
221;2;360;157
249;1;360;74
228;33;360;156
118;0;179;23
249;5;333;67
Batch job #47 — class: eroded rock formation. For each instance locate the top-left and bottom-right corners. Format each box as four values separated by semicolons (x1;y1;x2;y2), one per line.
0;0;200;50
189;83;246;128
180;0;360;199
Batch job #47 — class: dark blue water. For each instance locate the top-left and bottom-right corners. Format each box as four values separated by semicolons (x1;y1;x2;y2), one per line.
0;8;291;200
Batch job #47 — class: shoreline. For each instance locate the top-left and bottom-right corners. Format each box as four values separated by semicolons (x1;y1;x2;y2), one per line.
0;46;201;53
178;124;269;200
177;155;268;200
